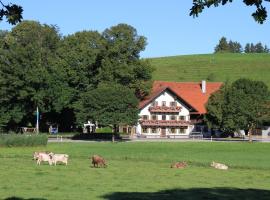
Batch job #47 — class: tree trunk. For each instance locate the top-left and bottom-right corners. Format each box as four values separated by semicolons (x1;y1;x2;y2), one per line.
112;124;117;143
112;134;115;143
248;124;254;143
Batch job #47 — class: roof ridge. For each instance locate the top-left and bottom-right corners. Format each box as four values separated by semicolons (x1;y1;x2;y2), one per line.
154;80;223;84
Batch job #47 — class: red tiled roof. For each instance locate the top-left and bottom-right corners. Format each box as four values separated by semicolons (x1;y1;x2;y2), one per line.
139;81;223;114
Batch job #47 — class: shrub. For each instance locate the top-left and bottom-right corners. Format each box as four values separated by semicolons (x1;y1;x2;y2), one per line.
96;127;112;133
206;73;216;81
0;134;48;147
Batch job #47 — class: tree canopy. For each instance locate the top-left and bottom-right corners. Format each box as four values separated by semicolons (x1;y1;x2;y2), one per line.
0;21;72;129
75;84;139;133
0;0;23;24
0;21;152;131
58;23;153;127
214;37;242;53
205;78;270;140
98;24;153;99
245;42;269;53
190;0;270;24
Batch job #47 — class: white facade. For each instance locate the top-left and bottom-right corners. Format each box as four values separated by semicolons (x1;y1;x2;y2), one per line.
136;90;194;138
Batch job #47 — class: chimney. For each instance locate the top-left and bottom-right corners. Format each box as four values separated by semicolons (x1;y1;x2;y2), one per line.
201;80;206;94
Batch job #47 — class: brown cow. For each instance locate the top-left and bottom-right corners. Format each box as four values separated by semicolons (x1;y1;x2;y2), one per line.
91;155;107;168
171;161;187;169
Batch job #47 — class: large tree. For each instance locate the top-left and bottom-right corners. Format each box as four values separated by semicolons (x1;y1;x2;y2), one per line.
58;24;153;129
57;31;105;98
98;23;153;99
205;79;270;141
0;21;72;130
75;84;139;141
214;37;229;53
228;40;242;53
190;0;270;24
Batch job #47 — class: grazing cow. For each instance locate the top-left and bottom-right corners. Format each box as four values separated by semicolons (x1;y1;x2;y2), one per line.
36;152;53;165
91;155;107;168
171;161;188;169
33;151;51;160
211;161;228;170
49;153;69;166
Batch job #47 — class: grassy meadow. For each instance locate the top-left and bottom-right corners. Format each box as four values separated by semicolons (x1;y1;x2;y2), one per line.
0;142;270;200
149;53;270;87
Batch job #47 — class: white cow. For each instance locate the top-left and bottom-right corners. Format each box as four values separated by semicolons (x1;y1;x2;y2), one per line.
36;152;53;165
211;161;229;170
33;151;52;160
49;153;69;165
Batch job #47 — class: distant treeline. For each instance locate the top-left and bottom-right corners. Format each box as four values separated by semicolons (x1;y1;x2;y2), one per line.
214;37;269;53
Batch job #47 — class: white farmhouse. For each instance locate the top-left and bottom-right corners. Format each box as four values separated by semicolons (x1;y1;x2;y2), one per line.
120;80;222;138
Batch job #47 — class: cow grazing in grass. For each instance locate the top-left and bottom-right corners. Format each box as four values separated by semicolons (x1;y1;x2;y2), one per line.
91;155;107;168
36;152;53;165
171;161;188;169
211;161;228;170
33;151;52;160
49;153;69;166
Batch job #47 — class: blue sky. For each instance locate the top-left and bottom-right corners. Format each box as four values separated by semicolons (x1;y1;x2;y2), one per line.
1;0;270;58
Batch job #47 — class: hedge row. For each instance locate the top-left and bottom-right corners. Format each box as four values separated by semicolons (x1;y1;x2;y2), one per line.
0;134;48;147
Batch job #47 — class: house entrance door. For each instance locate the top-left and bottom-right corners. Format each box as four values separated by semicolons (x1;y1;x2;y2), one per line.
161;128;166;137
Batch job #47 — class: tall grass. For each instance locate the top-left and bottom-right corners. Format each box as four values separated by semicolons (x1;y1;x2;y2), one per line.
0;134;48;147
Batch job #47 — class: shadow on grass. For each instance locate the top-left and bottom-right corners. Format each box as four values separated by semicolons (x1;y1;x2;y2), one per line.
4;197;46;200
72;133;121;141
101;187;270;200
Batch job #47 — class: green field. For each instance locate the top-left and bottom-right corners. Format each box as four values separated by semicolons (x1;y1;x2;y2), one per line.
149;53;270;87
0;142;270;200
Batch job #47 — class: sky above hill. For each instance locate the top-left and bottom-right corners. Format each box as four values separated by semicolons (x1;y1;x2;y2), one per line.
1;0;270;58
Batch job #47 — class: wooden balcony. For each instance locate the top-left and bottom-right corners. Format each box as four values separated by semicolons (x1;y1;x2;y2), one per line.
190;119;203;124
140;120;190;127
149;106;181;113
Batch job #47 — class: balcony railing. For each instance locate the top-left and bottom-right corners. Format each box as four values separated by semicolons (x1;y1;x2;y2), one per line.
190;119;203;124
140;120;190;127
149;106;181;113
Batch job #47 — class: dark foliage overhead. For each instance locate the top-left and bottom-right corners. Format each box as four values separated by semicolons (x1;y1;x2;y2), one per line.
190;0;269;24
0;1;23;25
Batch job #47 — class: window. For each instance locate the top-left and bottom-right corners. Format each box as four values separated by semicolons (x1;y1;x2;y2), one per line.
162;101;166;106
142;115;148;120
170;101;176;107
170;115;176;120
142;127;148;133
179;116;185;120
152;101;158;106
180;128;186;134
171;128;176;134
151;128;157;133
162;115;166;120
151;115;157;120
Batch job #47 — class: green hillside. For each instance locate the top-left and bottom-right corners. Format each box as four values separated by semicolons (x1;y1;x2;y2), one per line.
149;53;270;86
